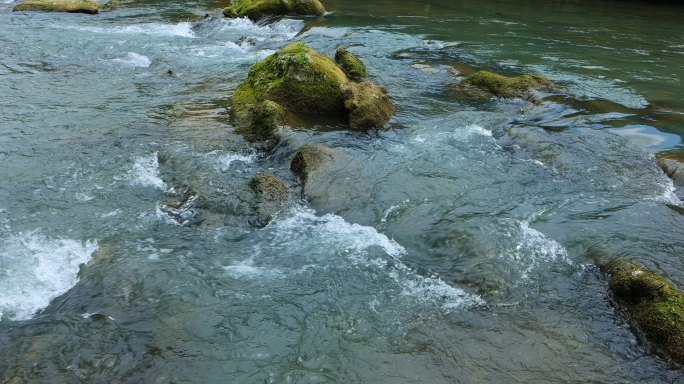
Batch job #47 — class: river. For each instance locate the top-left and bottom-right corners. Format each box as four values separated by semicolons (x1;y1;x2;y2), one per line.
1;0;684;382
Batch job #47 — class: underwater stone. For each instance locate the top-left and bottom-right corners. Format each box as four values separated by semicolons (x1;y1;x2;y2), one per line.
341;81;393;129
604;260;684;365
13;0;103;13
223;0;325;21
335;48;367;81
463;70;554;99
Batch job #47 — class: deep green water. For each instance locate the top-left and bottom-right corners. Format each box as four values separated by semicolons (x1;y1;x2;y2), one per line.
2;0;684;382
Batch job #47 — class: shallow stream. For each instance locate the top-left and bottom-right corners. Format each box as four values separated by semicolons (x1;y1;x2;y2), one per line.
2;0;684;382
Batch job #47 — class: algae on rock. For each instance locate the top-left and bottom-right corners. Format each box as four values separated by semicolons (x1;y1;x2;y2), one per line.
230;42;393;140
604;260;684;365
463;70;554;99
335;48;367;81
341;81;393;129
13;0;103;13
249;173;288;225
223;0;325;21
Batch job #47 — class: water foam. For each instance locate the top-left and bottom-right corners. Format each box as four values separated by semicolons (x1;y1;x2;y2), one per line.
257;208;483;311
0;232;98;320
129;153;166;190
111;52;151;68
203;150;255;172
70;22;195;38
500;219;572;280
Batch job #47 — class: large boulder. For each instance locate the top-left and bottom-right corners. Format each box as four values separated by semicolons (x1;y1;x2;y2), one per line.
231;42;348;134
13;0;103;13
463;70;554;99
603;260;684;364
231;42;393;140
341;81;393;129
223;0;325;21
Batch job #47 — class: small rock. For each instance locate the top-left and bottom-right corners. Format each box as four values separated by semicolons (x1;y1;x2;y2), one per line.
341;81;394;129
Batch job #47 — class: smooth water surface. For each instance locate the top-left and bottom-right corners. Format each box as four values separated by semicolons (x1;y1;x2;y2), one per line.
2;0;684;382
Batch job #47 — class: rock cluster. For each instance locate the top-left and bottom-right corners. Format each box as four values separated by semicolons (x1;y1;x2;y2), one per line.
223;0;325;21
231;42;393;142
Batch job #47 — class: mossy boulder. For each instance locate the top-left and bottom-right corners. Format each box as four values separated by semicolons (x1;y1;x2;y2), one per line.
230;42;348;138
341;81;393;129
463;70;554;99
223;0;325;21
605;260;684;364
13;0;103;13
231;42;393;139
335;48;367;81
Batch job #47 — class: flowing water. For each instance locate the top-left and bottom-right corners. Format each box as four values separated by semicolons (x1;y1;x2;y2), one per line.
2;0;684;382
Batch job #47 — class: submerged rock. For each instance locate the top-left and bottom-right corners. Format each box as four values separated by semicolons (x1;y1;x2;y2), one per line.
341;81;393;129
231;42;393;140
463;70;554;99
223;0;325;21
13;0;103;13
335;48;367;81
290;144;369;217
603;260;684;365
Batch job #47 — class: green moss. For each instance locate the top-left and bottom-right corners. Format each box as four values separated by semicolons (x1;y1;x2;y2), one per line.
231;42;348;139
290;144;334;184
250;173;287;201
223;0;324;21
341;81;393;129
239;100;284;141
335;48;367;81
463;70;554;99
606;261;684;364
13;0;103;13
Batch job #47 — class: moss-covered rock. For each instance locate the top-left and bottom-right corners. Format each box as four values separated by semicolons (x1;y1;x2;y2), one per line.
235;100;284;141
341;81;393;129
231;42;393;137
249;173;288;225
604;260;684;364
230;42;348;138
463;70;554;99
250;173;288;202
223;0;325;21
13;0;103;13
335;48;367;81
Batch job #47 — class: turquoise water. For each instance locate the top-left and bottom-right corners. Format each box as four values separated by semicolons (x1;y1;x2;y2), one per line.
2;0;684;382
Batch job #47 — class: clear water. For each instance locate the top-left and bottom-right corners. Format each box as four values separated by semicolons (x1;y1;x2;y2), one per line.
2;0;684;382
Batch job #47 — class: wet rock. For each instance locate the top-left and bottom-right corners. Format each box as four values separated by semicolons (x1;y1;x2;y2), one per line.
231;42;393;139
13;0;103;14
341;81;393;129
657;158;684;193
335;48;367;81
231;42;348;139
249;173;288;225
602;260;684;365
236;100;284;142
463;70;554;99
290;144;369;216
223;0;325;21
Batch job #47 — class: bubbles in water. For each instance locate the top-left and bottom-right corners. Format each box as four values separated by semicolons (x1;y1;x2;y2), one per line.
110;52;151;68
128;153;166;190
0;232;98;321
